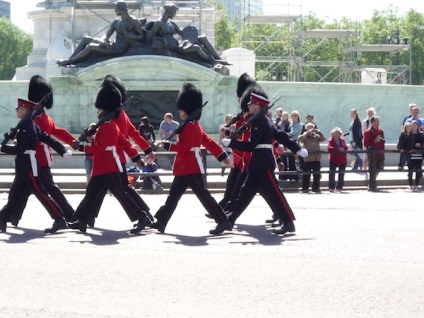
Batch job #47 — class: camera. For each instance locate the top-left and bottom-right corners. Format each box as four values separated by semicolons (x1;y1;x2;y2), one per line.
378;136;385;142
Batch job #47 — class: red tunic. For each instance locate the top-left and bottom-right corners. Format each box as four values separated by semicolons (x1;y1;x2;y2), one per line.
168;121;227;176
33;112;75;167
231;114;252;172
112;109;152;163
83;120;135;176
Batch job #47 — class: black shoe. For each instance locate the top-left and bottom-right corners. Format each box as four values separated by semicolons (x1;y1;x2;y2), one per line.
368;186;380;192
302;190;309;194
45;218;68;234
265;214;279;224
149;221;166;234
272;221;296;235
68;220;87;233
86;217;95;228
145;211;155;223
130;217;152;234
65;215;77;223
0;219;6;233
205;213;213;219
8;216;20;227
209;220;232;235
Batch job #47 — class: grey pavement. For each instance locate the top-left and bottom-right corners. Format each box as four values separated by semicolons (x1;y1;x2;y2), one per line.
0;189;423;318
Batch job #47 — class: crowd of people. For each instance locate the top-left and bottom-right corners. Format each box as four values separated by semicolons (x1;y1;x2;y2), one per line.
0;71;421;237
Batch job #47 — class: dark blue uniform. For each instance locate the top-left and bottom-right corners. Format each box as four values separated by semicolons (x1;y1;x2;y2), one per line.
227;115;296;225
0;120;67;228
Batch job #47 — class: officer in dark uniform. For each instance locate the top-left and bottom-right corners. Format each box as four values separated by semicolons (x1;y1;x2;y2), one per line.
8;75;78;226
0;99;69;233
222;86;307;235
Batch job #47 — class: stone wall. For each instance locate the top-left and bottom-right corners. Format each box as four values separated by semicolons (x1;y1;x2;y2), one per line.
2;56;424;146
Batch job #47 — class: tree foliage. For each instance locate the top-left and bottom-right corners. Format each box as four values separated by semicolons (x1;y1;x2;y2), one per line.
0;18;33;80
215;5;424;85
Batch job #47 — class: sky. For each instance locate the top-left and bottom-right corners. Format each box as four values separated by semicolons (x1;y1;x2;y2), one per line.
8;0;424;33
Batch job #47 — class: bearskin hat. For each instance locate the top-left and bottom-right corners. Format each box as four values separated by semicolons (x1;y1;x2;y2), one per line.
176;83;203;120
95;81;122;112
236;73;257;98
100;74;127;103
239;84;268;112
28;75;54;109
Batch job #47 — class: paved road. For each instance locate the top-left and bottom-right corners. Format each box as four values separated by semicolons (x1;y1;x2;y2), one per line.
0;190;423;318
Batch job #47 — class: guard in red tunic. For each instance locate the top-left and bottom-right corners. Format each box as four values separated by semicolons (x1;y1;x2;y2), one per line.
150;83;232;235
69;82;152;233
219;73;255;211
0;99;69;233
8;75;78;226
86;75;155;226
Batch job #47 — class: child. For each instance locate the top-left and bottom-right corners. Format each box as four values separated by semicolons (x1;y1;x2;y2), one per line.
327;127;348;192
0;99;70;233
141;155;163;190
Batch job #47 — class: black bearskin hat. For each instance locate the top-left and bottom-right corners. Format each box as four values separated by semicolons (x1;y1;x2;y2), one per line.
176;83;203;120
100;74;127;103
236;73;257;98
239;84;268;112
28;75;54;109
95;82;122;112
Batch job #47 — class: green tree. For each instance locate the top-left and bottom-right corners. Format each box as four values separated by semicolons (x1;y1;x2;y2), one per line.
0;18;32;80
208;1;238;51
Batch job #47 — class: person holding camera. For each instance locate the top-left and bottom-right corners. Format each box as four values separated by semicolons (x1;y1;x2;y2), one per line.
363;116;385;192
298;123;326;193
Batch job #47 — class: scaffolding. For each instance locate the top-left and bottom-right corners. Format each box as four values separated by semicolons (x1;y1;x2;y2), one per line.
240;0;411;84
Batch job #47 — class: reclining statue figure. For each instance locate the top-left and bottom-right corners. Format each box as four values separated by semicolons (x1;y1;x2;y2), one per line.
57;1;145;67
57;1;229;69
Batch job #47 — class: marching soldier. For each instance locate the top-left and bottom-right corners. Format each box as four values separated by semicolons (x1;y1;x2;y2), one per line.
150;83;231;235
0;99;70;233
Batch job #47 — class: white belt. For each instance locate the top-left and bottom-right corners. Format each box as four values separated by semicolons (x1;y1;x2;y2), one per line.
24;150;38;177
190;147;205;174
105;146;123;173
255;144;273;149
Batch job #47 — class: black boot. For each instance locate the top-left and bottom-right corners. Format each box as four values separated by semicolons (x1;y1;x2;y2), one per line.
68;220;87;233
0;219;6;233
45;218;68;234
209;220;232;235
265;214;279;224
130;217;152;234
272;221;295;235
149;221;166;233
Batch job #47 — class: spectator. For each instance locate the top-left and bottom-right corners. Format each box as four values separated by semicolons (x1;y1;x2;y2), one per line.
301;114;318;134
141;155;163;190
274;107;283;127
159;112;179;168
298;123;326;193
327;127;348;193
138;116;156;149
348;109;363;170
398;103;415;170
363;116;385;192
405;106;424;129
280;111;302;181
277;111;290;132
398;121;424;191
218;113;235;154
361;107;376;172
81;123;96;184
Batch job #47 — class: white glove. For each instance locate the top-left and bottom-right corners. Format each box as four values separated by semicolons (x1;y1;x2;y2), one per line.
222;138;231;147
63;150;72;159
296;148;308;157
